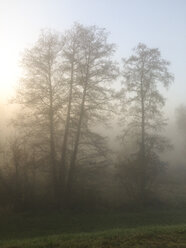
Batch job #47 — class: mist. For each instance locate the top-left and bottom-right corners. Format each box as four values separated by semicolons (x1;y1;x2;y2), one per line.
1;1;186;247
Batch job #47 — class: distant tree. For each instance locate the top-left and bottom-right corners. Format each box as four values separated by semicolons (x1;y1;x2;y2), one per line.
176;104;186;147
118;43;173;202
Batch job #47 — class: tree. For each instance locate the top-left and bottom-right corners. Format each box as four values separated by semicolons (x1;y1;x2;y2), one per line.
119;43;173;201
64;24;118;201
13;25;118;208
14;30;63;203
59;25;81;196
176;104;186;148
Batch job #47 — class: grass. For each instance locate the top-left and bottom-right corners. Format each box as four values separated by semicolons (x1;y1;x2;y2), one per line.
1;209;186;247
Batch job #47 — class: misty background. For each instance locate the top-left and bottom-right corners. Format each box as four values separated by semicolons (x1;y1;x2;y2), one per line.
0;0;186;211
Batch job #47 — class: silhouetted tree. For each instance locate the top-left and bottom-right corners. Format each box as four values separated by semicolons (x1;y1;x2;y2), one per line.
59;25;81;199
14;30;63;203
118;43;173;202
65;24;118;202
13;25;118;209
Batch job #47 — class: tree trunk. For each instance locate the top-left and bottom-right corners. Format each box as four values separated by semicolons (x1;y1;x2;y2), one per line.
48;63;58;204
66;79;88;204
59;59;74;205
14;153;20;210
140;72;146;203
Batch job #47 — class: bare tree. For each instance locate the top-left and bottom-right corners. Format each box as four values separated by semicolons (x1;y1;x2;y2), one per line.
65;24;118;200
119;43;173;200
59;25;81;195
14;30;63;202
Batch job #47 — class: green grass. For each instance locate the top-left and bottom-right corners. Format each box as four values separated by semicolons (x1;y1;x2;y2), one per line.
1;209;186;247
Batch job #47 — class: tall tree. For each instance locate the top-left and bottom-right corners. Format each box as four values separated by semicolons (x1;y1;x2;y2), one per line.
65;24;118;200
59;25;80;193
14;30;63;202
119;43;173;200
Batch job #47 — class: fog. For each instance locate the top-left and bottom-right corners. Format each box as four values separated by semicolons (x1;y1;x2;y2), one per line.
0;0;186;213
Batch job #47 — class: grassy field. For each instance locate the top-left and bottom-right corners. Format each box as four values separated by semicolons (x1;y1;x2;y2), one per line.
1;209;186;247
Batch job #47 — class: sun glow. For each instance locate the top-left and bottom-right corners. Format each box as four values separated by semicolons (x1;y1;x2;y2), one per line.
0;44;20;102
0;1;26;103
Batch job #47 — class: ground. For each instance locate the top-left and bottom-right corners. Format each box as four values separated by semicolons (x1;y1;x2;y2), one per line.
1;209;186;247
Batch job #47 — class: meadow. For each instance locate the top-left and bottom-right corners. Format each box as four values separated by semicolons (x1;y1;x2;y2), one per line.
1;209;186;247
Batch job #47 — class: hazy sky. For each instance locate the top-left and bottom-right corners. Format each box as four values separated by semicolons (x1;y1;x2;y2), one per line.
0;0;185;116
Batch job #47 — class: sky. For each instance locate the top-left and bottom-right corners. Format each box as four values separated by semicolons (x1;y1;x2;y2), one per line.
0;0;186;117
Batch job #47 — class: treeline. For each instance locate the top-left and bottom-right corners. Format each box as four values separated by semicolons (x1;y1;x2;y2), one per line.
0;23;180;212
